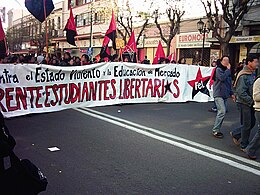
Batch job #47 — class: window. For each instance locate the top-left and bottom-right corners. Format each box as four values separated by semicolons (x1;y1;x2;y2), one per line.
31;25;34;37
35;25;38;36
76;12;91;27
75;10;105;27
28;24;31;36
39;24;42;34
57;17;61;29
28;24;33;36
69;0;76;7
78;0;84;6
94;13;98;22
48;20;51;33
69;0;94;8
84;0;93;3
94;12;105;24
52;19;55;30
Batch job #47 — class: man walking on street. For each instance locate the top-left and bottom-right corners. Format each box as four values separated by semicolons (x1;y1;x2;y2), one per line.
245;74;260;160
212;56;235;138
230;55;259;151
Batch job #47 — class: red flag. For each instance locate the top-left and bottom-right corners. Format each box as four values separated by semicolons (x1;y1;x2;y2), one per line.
64;7;77;46
94;54;101;62
152;41;165;64
123;31;137;53
105;10;117;50
0;18;5;41
209;67;216;89
0;18;7;55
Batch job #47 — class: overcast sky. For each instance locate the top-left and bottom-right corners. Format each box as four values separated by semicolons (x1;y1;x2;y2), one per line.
0;0;61;11
1;0;206;29
0;0;61;28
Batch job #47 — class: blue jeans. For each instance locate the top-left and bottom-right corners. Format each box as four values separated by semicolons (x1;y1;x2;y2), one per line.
246;111;260;156
231;103;256;149
212;97;227;133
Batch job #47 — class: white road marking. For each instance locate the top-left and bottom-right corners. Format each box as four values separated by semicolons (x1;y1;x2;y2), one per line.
74;108;260;176
81;107;260;168
48;147;60;152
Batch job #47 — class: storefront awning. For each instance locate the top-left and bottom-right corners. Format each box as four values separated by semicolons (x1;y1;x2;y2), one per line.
230;35;260;43
249;42;260;55
52;32;104;42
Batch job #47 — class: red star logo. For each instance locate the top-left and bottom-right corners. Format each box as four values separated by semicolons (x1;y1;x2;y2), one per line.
188;68;211;98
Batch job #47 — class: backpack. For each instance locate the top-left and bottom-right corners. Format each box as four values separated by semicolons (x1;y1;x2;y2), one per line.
0;152;48;195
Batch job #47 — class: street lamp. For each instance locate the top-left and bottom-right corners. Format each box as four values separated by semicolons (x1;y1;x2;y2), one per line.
197;18;210;66
142;34;146;48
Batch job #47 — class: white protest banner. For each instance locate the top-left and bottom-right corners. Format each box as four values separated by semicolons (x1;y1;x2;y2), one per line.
0;62;215;117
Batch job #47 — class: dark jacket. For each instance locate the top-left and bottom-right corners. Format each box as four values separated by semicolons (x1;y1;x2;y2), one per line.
0;112;16;158
213;63;234;99
234;66;255;107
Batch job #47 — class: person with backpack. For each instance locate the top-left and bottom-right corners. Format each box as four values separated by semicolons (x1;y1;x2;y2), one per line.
211;56;236;138
0;112;16;175
230;55;259;151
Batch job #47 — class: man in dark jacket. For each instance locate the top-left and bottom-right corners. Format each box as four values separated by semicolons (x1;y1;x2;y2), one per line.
212;56;235;138
230;55;259;151
0;112;16;174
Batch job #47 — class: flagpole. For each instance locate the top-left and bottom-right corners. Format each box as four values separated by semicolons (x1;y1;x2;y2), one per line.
4;37;8;55
77;37;81;52
120;47;123;62
44;0;48;54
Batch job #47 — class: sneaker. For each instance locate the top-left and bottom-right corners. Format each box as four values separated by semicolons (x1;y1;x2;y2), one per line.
212;132;224;138
247;155;257;160
229;132;240;145
240;148;247;153
208;108;217;112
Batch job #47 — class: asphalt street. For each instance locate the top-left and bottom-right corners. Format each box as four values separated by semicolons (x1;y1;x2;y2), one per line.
4;99;260;195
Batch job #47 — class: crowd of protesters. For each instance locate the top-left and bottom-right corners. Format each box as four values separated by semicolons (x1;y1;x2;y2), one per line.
1;50;230;67
0;52;184;65
0;52;97;66
209;54;260;160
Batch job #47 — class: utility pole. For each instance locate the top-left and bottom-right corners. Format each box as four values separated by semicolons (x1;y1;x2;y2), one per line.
14;0;24;51
89;0;94;61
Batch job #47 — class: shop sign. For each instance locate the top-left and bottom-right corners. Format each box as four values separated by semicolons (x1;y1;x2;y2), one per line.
176;32;212;48
230;36;260;43
144;38;167;47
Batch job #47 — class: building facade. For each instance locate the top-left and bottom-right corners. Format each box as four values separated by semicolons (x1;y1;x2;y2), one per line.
7;1;63;54
5;0;259;65
229;0;260;64
175;18;220;66
52;0;117;57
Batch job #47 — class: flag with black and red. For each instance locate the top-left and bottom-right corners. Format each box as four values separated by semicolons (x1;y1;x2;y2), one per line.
105;10;117;50
64;7;77;46
100;36;111;59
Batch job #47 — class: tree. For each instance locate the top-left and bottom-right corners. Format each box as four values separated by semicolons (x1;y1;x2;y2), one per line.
116;0;152;47
201;0;255;56
154;1;185;56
